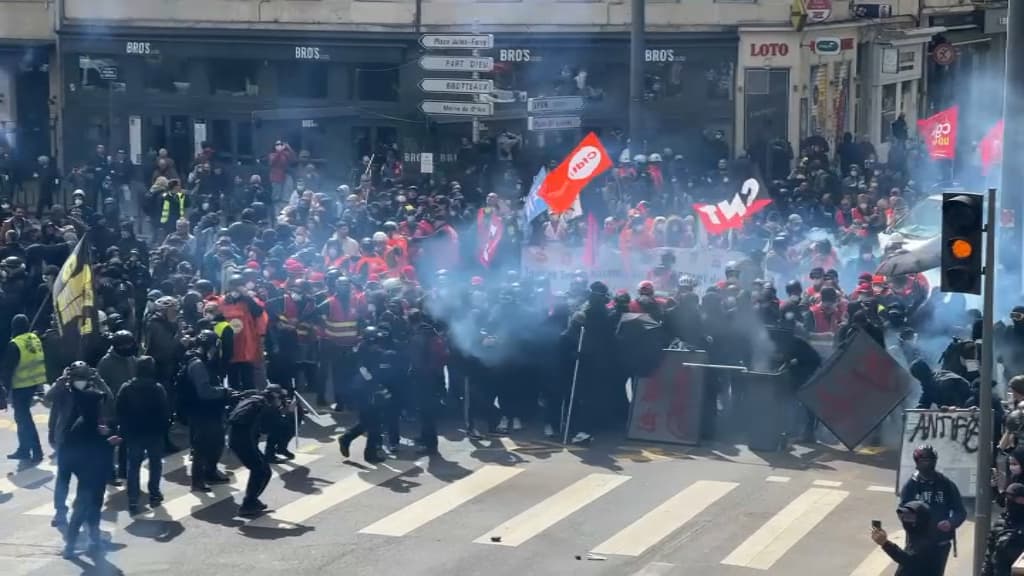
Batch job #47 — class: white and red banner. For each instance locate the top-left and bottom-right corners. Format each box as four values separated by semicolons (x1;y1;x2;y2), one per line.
692;177;772;235
980;119;1004;175
537;132;612;213
917;106;958;160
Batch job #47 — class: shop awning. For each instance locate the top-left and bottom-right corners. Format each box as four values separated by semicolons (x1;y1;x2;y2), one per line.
878;26;948;46
251;105;401;122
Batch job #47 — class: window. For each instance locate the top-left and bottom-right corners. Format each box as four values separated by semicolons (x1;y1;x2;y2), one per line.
744;69;770;95
898;50;916;73
356;64;399;101
77;55;123;92
208;60;260;96
210;119;232;154
881;83;897;143
143;55;191;94
278;61;328;99
237;122;253;158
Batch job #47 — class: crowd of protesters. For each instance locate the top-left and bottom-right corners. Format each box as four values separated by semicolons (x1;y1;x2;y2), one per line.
0;122;1021;569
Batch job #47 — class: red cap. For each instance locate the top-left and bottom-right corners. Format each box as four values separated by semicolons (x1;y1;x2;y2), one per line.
284;258;305;273
246;260;261;270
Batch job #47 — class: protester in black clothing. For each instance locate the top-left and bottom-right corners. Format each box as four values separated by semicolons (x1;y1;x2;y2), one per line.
871;500;944;576
338;326;392;463
408;314;443;455
115;356;169;514
899;444;967;573
182;331;232;492
227;385;287;517
910;358;972;409
983;483;1024;576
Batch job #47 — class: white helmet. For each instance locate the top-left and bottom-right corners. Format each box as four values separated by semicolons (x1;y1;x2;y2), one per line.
619;149;632;164
633;154;648;164
648;153;663;163
372;231;388;243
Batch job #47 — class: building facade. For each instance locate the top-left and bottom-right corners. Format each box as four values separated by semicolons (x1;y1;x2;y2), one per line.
0;0;1007;179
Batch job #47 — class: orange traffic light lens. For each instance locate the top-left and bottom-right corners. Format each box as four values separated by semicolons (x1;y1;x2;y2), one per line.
951;239;973;259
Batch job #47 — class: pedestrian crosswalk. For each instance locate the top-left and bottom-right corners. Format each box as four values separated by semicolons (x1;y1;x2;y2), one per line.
0;437;959;575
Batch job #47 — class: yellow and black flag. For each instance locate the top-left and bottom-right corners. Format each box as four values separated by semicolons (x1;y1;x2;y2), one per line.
52;233;98;344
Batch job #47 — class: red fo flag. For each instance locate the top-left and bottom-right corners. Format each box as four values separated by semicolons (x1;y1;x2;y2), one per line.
980;119;1004;175
916;106;958;160
693;178;772;235
537;132;612;213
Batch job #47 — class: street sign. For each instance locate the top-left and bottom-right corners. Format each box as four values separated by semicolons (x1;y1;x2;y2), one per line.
420;153;434;174
419;34;494;50
812;37;842;55
99;66;119;81
527;96;585;114
933;43;956;66
528;116;582;131
419;78;495;94
419;100;493;116
418;55;494;73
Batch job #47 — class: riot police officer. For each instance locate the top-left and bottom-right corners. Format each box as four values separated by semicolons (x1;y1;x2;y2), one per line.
338;326;392;463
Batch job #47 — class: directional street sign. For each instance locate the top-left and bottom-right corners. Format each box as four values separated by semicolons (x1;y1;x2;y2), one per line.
419;34;494;50
419;78;495;95
419;100;494;116
527;96;585;114
419;55;494;73
528;116;582;131
99;66;119;81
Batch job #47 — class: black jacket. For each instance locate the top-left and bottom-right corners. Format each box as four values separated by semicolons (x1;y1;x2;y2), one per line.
882;501;945;576
115;377;170;437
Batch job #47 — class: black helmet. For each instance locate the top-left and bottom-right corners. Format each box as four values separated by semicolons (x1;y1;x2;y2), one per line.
111;330;134;349
263;383;287;400
1;255;24;270
724;261;739;276
196;329;219;351
68;361;91;379
227;274;245;289
194;279;215;295
363;325;380;342
293;278;312;294
912;444;937;462
589;281;609;297
325;268;343;283
360;237;373;252
382;221;398;234
785;280;803;296
147;289;164;301
1007;408;1024;434
176;261;194;275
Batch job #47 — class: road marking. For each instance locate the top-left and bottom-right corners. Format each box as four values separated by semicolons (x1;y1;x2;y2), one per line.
475;473;630;547
135;453;319;522
849;530;905;576
721;487;848;570
24;452;190;516
591;480;738;557
630;562;677;576
812;480;843;488
360;465;523;537
866;485;892;493
765;476;791;483
496;437;519;451
247;461;424;529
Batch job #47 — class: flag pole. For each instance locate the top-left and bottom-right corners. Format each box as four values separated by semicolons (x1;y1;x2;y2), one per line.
562;326;585;445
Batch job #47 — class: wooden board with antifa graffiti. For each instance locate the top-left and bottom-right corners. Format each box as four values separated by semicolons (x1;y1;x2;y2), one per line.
796;328;912;450
626;349;708;446
897;409;979;498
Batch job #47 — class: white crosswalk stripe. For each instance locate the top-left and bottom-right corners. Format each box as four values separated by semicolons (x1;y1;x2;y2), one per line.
849;530;905;576
475;472;630;547
591;480;739;557
721;487;848;570
359;465;524;537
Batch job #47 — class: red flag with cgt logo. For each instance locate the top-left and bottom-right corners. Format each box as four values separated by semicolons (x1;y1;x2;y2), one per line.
916;106;958;160
537;132;612;213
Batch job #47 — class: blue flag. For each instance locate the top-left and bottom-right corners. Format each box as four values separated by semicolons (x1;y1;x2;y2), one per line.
524;167;548;223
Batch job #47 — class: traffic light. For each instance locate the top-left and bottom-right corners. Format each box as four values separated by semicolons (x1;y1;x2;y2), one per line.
940;192;983;294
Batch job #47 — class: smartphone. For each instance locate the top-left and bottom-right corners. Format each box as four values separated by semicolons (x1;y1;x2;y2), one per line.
871;520;882;530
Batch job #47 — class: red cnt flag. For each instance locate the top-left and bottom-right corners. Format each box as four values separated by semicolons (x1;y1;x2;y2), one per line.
980;119;1004;176
537;132;612;213
693;178;772;235
916;106;958;160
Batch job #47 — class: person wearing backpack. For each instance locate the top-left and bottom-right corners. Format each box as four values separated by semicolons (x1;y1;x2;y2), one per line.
115;356;169;515
899;444;967;573
182;331;233;492
227;385;287;517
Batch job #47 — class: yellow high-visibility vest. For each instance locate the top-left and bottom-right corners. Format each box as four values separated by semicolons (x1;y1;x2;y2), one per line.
160;193;186;224
11;332;46;389
214;320;230;339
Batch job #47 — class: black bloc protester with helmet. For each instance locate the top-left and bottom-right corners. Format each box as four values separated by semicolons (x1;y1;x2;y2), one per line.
899;444;966;574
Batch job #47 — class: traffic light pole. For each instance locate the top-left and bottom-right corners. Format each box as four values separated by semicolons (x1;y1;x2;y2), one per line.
1002;0;1024;294
973;186;997;576
628;0;645;151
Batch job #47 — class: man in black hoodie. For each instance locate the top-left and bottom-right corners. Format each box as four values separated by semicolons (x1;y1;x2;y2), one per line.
116;356;170;515
983;482;1024;576
871;500;944;576
183;330;233;492
899;444;967;573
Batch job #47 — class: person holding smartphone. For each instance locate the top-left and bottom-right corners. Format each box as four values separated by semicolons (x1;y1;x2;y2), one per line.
870;501;944;576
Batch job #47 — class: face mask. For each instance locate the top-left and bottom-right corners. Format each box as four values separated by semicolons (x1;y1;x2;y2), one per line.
229;290;241;298
263;270;272;279
72;380;87;390
789;295;800;303
963;359;979;372
202;202;210;211
245;281;255;290
74;198;83;206
916;460;936;475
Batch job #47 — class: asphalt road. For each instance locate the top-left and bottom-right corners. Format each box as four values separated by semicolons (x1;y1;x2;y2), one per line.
0;407;967;576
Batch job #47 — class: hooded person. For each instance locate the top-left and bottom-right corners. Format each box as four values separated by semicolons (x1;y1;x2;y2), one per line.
910;358;972;410
115;356;170;514
871;500;944;576
898;444;966;573
98;330;139;481
983;483;1024;576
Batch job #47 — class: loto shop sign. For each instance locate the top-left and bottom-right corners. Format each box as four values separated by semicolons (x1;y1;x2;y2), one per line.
749;42;790;58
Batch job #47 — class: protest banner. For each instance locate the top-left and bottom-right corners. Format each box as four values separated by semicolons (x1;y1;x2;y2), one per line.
897;409;978;497
917;106;958;160
627;349;708;446
797;328;912;450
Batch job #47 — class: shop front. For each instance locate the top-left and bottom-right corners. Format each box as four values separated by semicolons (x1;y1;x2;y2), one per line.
0;44;52;164
58;30;409;180
737;26;858;159
858;28;929;160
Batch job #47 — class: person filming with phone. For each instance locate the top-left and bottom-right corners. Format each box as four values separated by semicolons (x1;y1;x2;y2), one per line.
898;444;967;573
870;501;944;576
